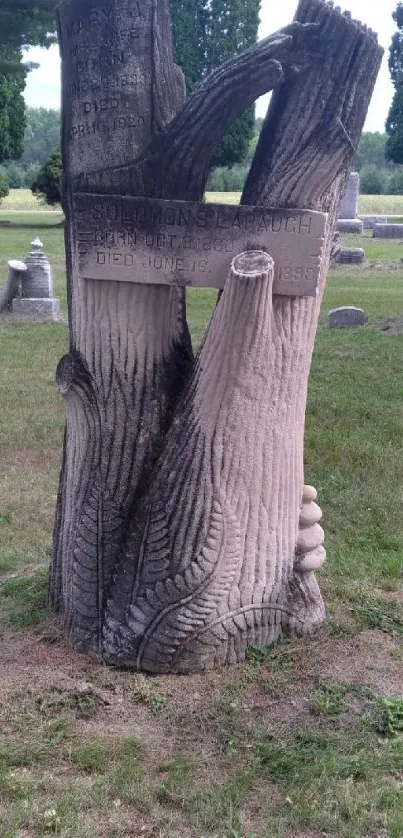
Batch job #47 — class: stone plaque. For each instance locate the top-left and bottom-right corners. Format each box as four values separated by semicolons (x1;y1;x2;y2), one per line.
74;194;327;296
58;0;153;180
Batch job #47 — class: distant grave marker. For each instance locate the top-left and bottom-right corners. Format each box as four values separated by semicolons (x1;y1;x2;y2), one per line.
339;172;360;220
329;306;365;328
373;223;403;238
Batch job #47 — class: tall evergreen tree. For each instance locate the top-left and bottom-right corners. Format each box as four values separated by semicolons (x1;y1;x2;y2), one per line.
169;0;260;167
0;1;56;55
0;64;26;163
0;1;57;164
386;3;403;163
168;0;209;92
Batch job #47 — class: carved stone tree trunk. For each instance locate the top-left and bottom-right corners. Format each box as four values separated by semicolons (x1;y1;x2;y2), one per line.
51;0;382;672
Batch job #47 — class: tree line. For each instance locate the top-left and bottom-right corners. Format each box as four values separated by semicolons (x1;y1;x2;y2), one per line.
2;112;403;201
0;107;60;189
2;1;403;201
0;0;259;177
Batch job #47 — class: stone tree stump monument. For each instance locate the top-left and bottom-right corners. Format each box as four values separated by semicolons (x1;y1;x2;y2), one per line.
51;0;382;672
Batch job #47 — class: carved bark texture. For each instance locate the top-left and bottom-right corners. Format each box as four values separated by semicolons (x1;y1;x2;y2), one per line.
51;0;382;669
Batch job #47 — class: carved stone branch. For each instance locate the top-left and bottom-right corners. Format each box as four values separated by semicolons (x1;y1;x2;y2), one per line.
103;251;288;671
239;0;383;634
148;26;321;200
81;22;321;201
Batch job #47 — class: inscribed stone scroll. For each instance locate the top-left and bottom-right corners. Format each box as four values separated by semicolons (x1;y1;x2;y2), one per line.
74;194;327;296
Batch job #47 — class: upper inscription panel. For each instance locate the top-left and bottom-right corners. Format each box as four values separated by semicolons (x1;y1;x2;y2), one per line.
58;0;153;181
74;194;327;296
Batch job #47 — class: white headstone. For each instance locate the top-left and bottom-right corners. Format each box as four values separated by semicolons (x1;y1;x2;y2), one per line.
339;172;360;220
23;238;54;298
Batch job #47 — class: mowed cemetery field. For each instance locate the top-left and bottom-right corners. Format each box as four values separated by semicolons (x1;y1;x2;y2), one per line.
0;189;403;838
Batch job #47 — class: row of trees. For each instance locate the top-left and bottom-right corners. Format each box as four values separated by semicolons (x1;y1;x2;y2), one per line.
0;0;259;174
386;3;403;164
170;0;260;166
4;125;403;202
2;2;403;199
207;131;403;194
0;1;57;163
0;107;60;188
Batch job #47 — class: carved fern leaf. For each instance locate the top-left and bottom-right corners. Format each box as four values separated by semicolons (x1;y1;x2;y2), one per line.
130;494;241;671
72;478;123;649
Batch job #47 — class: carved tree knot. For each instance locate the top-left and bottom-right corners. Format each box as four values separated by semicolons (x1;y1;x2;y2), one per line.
56;353;76;394
56;350;94;398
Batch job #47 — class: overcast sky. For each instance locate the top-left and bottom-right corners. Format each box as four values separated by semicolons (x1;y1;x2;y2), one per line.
24;0;395;133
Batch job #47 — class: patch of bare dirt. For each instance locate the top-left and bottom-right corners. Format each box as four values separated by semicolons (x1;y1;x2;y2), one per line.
1;623;402;789
1;623;402;837
0;561;49;583
297;630;403;696
0;449;61;477
368;315;403;334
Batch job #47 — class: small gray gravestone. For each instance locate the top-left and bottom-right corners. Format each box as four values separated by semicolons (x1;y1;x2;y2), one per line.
23;237;54;297
337;218;364;234
339;172;360;219
338;248;365;265
360;215;387;229
12;238;60;320
329;306;365;328
373;223;403;238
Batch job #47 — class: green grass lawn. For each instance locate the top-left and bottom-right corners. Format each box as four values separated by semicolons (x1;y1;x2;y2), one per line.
5;188;403;215
0;209;403;837
1;189;61;212
205;190;403;216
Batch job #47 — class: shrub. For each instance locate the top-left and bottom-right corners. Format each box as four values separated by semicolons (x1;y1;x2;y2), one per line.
359;165;388;195
388;167;403;194
23;163;41;189
207;164;248;192
1;163;25;188
31;150;62;205
0;171;9;203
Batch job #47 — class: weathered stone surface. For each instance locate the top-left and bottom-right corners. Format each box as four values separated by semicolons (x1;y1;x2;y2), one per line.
23;238;54;298
75;193;327;296
299;500;323;528
294;487;326;575
12;298;60;320
360;215;387;229
295;546;326;573
51;0;382;672
338;247;365;264
0;260;27;312
296;523;325;555
58;0;161;182
302;485;318;503
373;223;403;238
336;218;364;234
339;172;360;219
329;306;365;328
